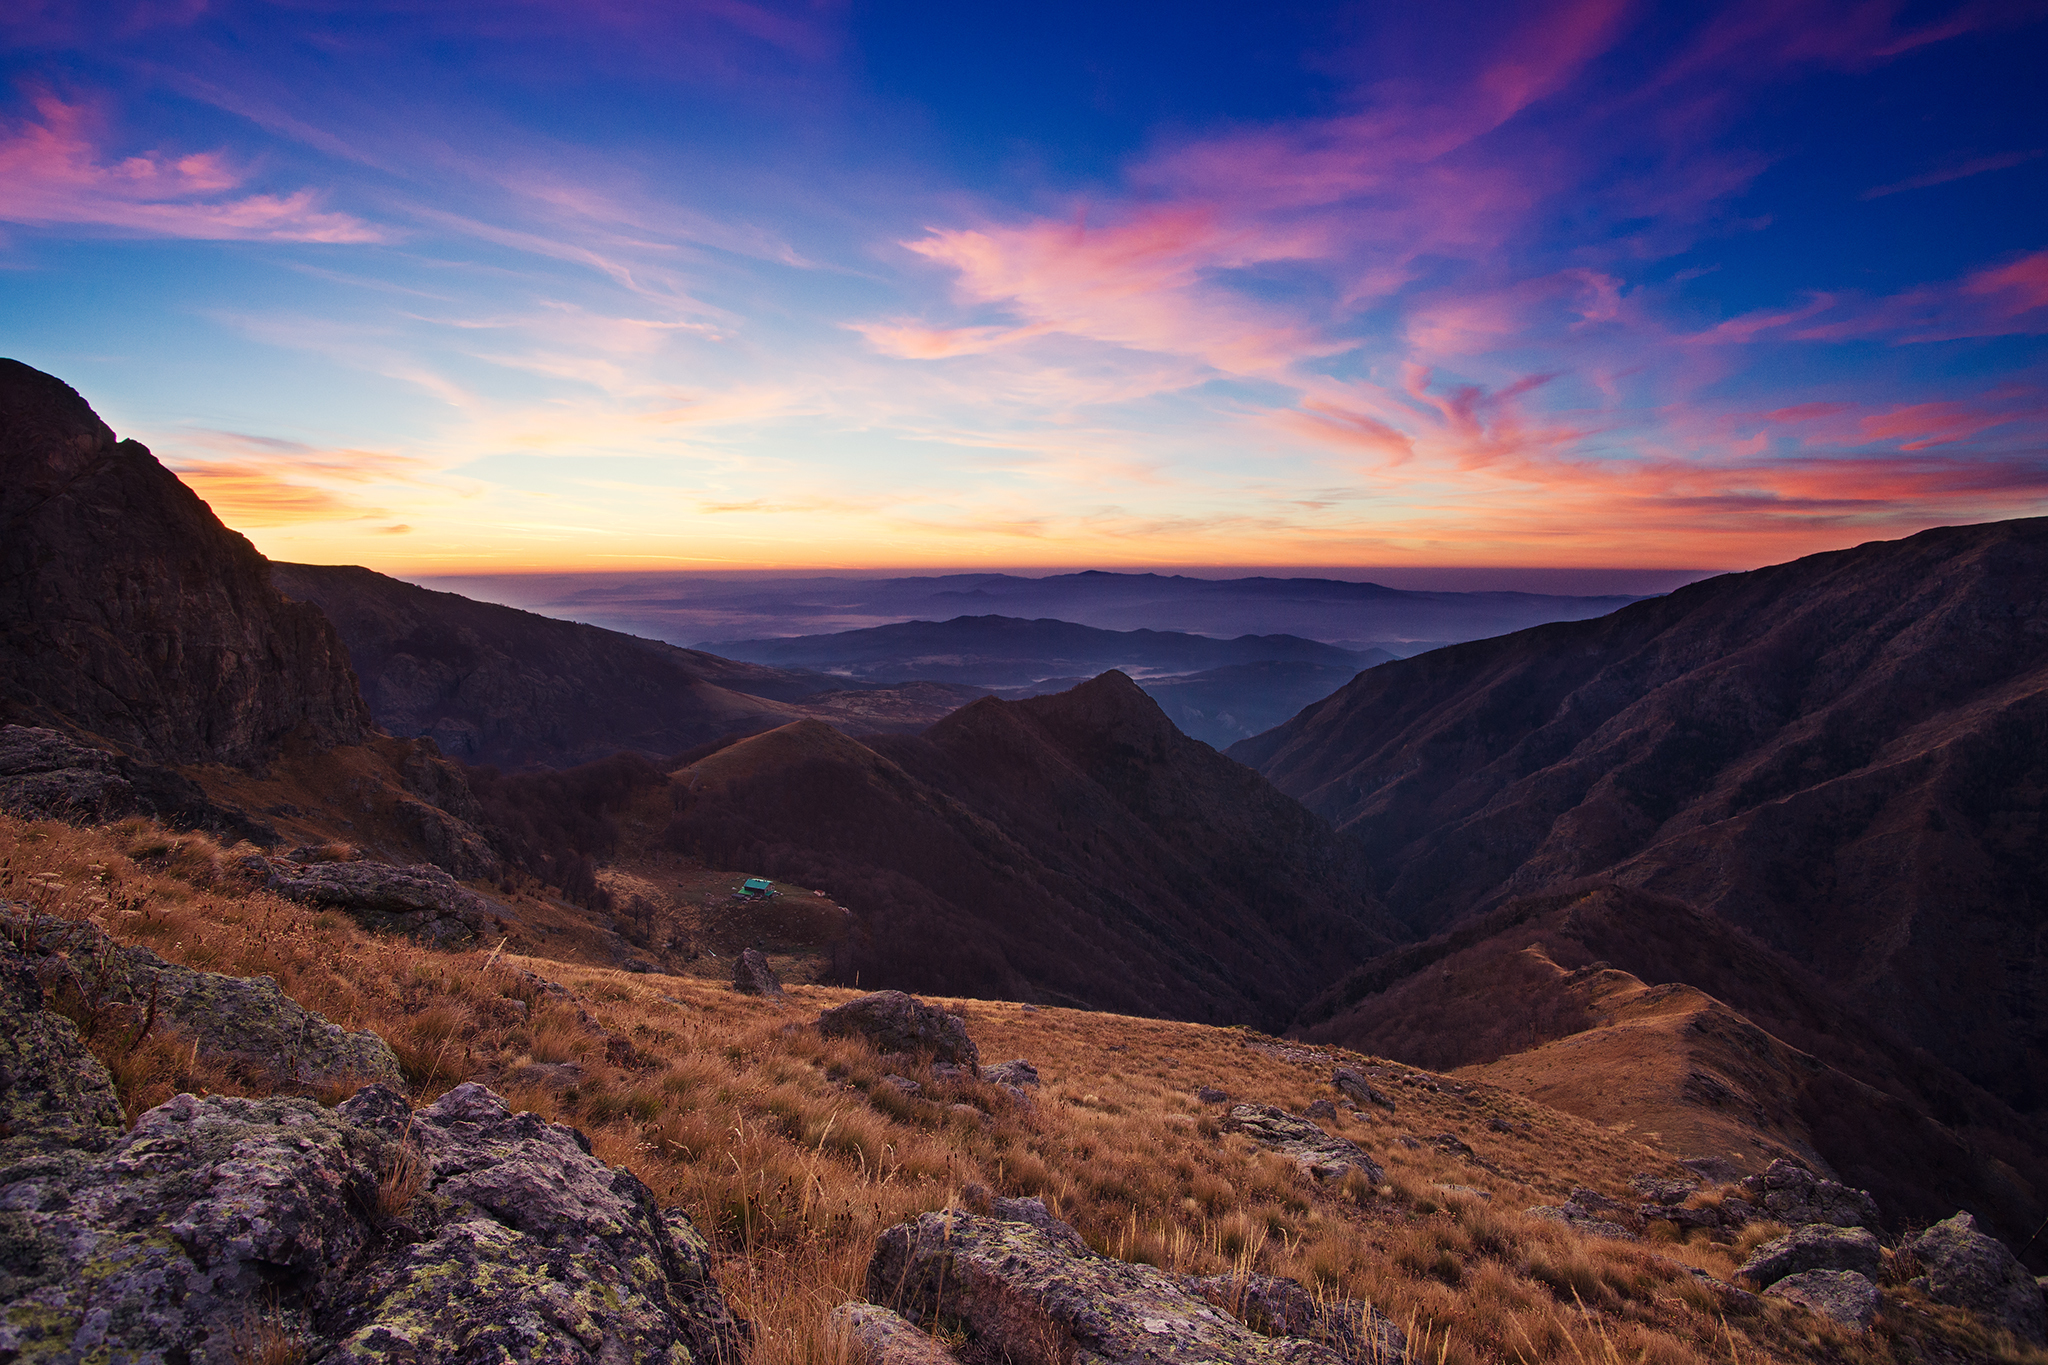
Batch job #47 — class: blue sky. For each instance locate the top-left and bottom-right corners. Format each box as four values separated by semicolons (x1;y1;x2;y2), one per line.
3;0;2045;572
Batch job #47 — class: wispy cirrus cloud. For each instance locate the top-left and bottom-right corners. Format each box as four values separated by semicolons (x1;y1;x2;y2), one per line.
0;91;383;242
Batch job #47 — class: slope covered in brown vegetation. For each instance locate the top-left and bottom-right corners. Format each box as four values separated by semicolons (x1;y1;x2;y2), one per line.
1234;520;2048;1122
665;674;1400;1029
1293;886;2048;1253
10;807;2040;1365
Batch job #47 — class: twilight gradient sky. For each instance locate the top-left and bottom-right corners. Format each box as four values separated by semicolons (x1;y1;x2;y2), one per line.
3;0;2046;573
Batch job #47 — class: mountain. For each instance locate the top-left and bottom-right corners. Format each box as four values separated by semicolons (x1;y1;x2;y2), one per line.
697;615;1379;687
0;361;368;765
271;563;987;770
664;672;1398;1028
429;568;1648;648
1293;884;2048;1248
1232;519;2048;1123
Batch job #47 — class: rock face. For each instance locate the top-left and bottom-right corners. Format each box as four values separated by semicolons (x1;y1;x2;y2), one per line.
1765;1270;1881;1330
1737;1224;1883;1287
0;1080;746;1364
865;1209;1368;1364
1743;1159;1881;1229
266;859;507;945
0;361;370;766
732;947;785;998
1220;1104;1384;1183
2;912;401;1090
1905;1213;2047;1344
0;724;277;844
816;990;980;1071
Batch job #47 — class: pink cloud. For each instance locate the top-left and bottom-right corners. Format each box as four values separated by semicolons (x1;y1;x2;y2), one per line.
1862;149;2043;199
0;91;382;243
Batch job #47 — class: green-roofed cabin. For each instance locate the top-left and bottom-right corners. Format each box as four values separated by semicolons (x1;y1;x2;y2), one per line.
739;877;775;898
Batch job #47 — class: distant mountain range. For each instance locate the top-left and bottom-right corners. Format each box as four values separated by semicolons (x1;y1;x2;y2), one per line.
421;567;1646;649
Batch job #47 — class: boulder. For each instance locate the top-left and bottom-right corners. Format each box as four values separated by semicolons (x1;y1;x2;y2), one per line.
1904;1212;2047;1344
1631;1173;1698;1206
1737;1224;1883;1287
267;859;506;945
1333;1066;1395;1111
1525;1204;1635;1240
2;909;401;1091
832;1301;962;1365
1185;1273;1408;1360
1765;1270;1882;1330
1738;1158;1881;1229
1221;1104;1384;1183
1305;1098;1338;1120
0;725;276;845
867;1209;1352;1364
1198;1086;1230;1103
0;1080;747;1364
983;1059;1040;1089
816;990;980;1071
732;947;785;998
0;942;124;1166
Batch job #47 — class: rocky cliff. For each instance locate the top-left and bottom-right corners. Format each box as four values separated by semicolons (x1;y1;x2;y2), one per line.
0;360;370;766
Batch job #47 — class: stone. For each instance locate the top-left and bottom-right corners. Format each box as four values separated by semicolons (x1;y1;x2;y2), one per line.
1525;1205;1636;1240
1739;1159;1881;1229
881;1074;922;1095
831;1301;962;1365
268;859;507;946
1766;1270;1881;1330
1436;1184;1492;1202
1221;1104;1384;1183
867;1209;1349;1365
1631;1173;1698;1206
732;946;786;998
0;942;124;1166
1681;1156;1741;1183
986;1196;1088;1251
1305;1098;1338;1121
930;1061;972;1083
816;990;980;1071
1737;1224;1883;1287
0;725;277;845
1;909;402;1091
983;1059;1040;1089
1185;1273;1408;1361
1333;1066;1395;1111
1904;1212;2047;1344
1198;1086;1230;1103
0;1078;747;1364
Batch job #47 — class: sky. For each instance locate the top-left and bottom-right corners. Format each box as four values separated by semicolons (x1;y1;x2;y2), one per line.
3;0;2045;575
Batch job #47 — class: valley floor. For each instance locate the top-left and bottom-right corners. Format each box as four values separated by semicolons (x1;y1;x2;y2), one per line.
2;810;2038;1365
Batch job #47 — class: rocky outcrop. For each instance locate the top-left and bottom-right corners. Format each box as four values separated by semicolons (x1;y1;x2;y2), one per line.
1765;1270;1881;1330
266;859;507;945
0;1080;746;1364
1333;1066;1394;1111
0;361;370;767
1740;1159;1880;1229
816;990;980;1071
733;947;785;998
2;911;401;1090
0;942;123;1166
1904;1213;2047;1344
831;1301;961;1365
1220;1104;1384;1183
0;724;277;845
864;1208;1381;1364
1184;1274;1407;1360
1736;1224;1883;1287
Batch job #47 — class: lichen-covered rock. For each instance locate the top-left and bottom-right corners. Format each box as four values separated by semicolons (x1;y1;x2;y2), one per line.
0;944;123;1167
0;725;276;845
1905;1212;2047;1344
1630;1173;1698;1206
983;1059;1039;1090
1185;1273;1408;1362
732;947;785;998
0;1081;746;1364
2;909;401;1091
1221;1104;1384;1184
267;860;506;945
868;1209;1346;1365
830;1301;962;1365
1738;1159;1881;1230
816;990;979;1071
1765;1270;1881;1330
1737;1224;1883;1287
1333;1067;1395;1111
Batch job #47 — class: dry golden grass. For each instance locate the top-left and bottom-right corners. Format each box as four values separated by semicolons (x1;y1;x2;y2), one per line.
3;810;2042;1365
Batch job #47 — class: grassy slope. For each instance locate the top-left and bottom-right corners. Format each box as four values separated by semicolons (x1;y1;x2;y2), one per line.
2;810;2039;1365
